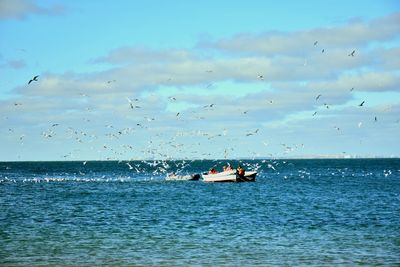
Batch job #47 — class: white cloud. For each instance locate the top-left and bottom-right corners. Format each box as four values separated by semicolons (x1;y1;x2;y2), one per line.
2;12;400;160
0;0;64;20
199;12;400;56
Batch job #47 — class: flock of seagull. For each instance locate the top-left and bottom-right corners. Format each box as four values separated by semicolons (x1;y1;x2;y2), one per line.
6;40;392;166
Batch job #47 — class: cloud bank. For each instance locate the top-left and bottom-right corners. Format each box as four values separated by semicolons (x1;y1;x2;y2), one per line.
1;12;400;160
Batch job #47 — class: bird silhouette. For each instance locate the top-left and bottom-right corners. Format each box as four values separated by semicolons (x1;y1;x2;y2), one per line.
359;101;365;107
28;75;39;84
348;50;356;57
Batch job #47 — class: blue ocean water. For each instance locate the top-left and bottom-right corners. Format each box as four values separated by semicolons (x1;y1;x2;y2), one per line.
1;159;399;266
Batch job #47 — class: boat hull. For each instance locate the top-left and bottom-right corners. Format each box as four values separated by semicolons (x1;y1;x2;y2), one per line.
166;173;200;181
202;171;257;183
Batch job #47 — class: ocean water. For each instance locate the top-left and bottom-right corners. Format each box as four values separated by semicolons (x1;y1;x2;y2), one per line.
1;159;399;266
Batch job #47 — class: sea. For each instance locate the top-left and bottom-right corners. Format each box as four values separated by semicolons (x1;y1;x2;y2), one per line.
1;159;399;266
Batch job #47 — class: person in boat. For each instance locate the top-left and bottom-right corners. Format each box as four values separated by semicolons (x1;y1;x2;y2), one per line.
222;164;233;172
209;167;218;174
237;165;245;177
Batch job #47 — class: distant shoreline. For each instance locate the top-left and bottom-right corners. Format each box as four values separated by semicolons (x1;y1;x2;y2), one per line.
1;157;399;163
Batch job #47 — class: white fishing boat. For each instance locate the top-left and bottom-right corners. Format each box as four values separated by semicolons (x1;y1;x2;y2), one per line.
166;173;200;181
202;170;257;183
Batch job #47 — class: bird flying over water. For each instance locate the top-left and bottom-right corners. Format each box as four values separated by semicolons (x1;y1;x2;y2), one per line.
126;162;133;170
28;75;39;84
359;101;365;107
316;94;322;100
314;41;318;46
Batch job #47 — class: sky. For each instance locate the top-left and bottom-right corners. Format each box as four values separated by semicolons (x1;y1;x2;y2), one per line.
0;0;399;161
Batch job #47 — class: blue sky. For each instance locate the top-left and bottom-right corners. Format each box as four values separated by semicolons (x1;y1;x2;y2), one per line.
0;0;399;161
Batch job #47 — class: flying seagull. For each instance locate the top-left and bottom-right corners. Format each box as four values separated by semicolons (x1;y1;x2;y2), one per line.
246;129;258;136
312;111;317;116
359;101;365;107
126;162;134;170
316;94;322;100
126;97;134;109
348;50;356;57
203;104;215;108
314;41;318;46
257;74;264;80
28;75;39;84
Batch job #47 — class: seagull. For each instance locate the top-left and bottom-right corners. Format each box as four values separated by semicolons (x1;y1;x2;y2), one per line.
374;116;377;122
350;87;354;91
28;75;39;84
126;162;134;170
51;123;59;127
169;96;176;101
348;50;356;57
324;103;329;109
267;164;276;171
312;111;317;116
321;49;325;53
203;104;215;108
314;41;318;46
358;122;362;128
126;97;134;109
257;74;264;80
176;112;180;117
359;101;365;107
316;94;322;100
